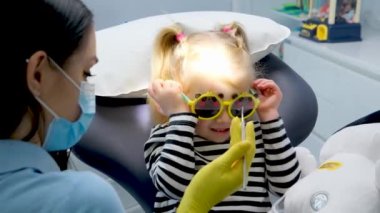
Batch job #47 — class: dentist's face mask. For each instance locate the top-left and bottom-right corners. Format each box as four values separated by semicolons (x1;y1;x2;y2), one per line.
34;58;95;151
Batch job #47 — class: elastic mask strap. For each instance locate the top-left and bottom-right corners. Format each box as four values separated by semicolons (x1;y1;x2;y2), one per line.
34;96;59;119
48;58;81;91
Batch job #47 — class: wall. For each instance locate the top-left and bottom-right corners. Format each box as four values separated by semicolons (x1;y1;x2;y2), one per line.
83;0;234;30
83;0;380;38
248;0;304;30
360;0;380;31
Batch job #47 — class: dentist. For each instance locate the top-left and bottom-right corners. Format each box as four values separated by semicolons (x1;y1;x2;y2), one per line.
0;0;251;212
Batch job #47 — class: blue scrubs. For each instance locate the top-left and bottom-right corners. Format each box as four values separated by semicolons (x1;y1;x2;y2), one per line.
0;140;125;213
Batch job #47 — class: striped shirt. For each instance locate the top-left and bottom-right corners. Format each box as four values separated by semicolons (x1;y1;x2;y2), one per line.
144;113;301;212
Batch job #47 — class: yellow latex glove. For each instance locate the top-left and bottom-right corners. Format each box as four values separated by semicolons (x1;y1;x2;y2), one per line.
177;117;256;213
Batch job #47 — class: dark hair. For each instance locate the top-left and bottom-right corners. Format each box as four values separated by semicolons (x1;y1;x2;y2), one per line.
1;0;93;140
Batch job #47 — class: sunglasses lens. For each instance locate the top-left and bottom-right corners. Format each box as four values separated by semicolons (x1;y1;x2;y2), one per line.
231;96;255;117
194;96;221;119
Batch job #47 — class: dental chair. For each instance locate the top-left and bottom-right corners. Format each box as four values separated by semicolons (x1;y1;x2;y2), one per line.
72;53;318;212
71;11;319;212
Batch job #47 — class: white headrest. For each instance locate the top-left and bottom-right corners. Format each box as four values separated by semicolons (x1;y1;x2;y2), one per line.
91;11;290;96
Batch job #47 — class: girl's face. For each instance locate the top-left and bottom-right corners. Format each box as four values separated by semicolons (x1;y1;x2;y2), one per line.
183;40;253;143
189;80;250;143
41;26;98;123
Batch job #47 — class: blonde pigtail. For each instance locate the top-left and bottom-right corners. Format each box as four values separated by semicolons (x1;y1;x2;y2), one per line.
151;24;184;80
150;24;186;124
220;22;249;52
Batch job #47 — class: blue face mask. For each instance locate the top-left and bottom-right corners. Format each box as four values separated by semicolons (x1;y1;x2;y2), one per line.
34;58;96;151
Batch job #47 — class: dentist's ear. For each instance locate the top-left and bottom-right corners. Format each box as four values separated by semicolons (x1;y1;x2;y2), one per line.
25;51;49;97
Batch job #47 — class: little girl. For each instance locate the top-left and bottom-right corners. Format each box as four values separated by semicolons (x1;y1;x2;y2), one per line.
144;22;301;212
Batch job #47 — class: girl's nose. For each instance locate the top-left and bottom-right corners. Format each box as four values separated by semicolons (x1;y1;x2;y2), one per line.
215;108;231;123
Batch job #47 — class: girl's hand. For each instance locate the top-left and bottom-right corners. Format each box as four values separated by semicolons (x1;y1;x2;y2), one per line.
148;79;189;116
252;78;282;121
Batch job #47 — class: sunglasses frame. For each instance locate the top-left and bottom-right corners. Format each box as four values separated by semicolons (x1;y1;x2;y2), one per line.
182;91;260;120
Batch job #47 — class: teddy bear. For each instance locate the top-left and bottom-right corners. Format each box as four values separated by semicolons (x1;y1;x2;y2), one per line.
270;123;380;213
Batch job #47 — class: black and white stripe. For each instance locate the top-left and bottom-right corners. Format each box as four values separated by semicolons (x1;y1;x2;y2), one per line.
144;114;301;212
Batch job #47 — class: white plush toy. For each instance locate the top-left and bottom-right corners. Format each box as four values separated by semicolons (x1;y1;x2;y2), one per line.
272;123;380;213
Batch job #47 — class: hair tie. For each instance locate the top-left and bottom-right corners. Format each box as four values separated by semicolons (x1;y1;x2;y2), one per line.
176;32;186;42
222;26;232;33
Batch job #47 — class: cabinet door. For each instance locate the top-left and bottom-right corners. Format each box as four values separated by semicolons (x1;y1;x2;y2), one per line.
283;42;380;142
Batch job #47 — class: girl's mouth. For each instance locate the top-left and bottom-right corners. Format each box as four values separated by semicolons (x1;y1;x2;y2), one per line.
211;128;229;133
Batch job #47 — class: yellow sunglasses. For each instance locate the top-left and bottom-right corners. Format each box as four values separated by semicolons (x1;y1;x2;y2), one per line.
181;90;260;120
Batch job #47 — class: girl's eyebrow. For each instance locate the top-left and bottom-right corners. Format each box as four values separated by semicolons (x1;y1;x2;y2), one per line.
195;92;239;99
217;93;238;99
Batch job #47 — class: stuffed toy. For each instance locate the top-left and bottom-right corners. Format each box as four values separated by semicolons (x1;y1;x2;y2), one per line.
271;123;380;213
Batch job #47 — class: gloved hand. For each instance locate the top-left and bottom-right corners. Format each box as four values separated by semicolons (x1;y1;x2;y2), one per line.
177;117;256;212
